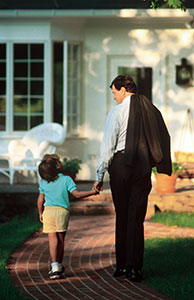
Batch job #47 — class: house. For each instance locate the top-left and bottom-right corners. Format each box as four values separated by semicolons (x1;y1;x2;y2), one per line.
0;0;194;183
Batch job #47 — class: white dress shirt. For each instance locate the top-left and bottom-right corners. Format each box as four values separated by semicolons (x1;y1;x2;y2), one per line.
96;95;131;181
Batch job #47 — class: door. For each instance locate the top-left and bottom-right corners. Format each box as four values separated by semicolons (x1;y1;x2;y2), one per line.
118;66;152;101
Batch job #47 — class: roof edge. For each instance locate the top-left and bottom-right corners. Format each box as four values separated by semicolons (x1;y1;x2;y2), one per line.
0;8;193;18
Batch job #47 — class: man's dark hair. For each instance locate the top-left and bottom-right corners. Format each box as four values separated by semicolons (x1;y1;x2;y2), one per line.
38;154;64;183
110;75;137;93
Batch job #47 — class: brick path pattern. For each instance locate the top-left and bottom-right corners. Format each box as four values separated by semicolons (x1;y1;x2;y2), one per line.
8;216;194;300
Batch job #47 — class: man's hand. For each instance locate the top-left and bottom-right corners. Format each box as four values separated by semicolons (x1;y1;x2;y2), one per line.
93;181;103;192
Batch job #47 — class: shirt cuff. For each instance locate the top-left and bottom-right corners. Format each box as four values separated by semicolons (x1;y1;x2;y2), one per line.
69;186;77;193
95;173;104;182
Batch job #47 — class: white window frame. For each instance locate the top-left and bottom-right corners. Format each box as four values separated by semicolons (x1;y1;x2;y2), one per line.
0;40;51;138
0;42;7;132
63;41;82;137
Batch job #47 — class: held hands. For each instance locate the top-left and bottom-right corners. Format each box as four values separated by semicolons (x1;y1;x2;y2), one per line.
93;181;103;193
93;189;100;195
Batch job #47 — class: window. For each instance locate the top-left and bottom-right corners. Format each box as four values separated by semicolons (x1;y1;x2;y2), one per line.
0;42;44;133
1;41;81;135
13;44;44;131
53;42;81;136
0;44;6;131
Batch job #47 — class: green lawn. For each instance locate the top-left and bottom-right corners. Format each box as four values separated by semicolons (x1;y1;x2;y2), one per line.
144;237;194;300
144;210;194;300
149;210;194;228
0;212;41;300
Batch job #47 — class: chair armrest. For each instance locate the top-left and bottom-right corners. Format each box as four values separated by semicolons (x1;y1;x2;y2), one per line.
36;141;56;158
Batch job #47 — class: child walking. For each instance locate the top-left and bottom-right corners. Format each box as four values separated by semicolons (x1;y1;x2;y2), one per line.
37;154;98;280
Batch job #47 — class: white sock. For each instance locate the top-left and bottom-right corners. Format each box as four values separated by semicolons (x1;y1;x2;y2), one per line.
51;262;60;272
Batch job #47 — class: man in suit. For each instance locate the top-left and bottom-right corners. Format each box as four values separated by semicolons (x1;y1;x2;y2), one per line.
93;75;172;282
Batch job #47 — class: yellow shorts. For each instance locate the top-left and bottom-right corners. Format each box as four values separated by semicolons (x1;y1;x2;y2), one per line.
43;206;70;233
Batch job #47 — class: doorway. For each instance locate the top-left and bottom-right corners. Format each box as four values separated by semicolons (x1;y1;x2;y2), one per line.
107;55;165;112
118;66;152;101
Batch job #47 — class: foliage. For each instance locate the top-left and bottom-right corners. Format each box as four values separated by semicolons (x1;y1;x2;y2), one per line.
149;210;194;227
144;237;194;300
63;157;82;175
152;161;185;175
147;0;186;10
171;161;186;174
0;212;41;300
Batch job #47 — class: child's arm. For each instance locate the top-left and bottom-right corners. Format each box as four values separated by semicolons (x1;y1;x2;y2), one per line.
71;189;98;199
37;193;45;223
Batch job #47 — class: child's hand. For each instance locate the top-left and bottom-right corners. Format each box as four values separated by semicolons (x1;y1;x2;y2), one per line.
39;213;43;223
93;190;100;195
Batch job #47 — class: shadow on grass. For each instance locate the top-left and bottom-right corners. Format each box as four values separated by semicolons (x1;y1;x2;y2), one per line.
0;193;38;223
144;238;194;300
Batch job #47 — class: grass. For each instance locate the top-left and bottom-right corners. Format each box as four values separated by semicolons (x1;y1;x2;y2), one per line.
144;210;194;300
144;237;194;300
0;211;41;300
149;210;194;228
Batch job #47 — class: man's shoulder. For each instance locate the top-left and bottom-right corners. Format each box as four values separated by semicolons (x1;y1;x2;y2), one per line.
109;104;124;114
109;105;117;113
107;106;118;119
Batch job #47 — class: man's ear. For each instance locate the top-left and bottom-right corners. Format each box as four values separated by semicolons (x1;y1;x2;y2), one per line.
121;87;126;95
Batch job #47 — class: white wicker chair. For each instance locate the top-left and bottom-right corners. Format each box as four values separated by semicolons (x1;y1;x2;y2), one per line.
1;122;66;184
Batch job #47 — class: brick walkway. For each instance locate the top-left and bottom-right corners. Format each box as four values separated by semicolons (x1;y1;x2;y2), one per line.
8;216;194;300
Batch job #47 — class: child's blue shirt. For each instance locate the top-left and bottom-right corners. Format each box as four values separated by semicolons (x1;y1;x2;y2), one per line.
39;173;77;210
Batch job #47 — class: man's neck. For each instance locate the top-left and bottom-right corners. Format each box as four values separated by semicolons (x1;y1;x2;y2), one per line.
121;92;134;103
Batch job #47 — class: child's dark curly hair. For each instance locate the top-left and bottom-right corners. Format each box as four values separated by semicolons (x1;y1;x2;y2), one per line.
38;154;64;182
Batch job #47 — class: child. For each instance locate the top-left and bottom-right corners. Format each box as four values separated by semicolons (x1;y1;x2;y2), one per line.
37;154;99;280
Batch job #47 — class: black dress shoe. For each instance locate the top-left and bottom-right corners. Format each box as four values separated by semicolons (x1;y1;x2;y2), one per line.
129;268;143;282
113;267;129;278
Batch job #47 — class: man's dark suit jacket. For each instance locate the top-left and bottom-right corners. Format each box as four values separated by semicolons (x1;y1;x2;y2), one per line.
124;94;172;177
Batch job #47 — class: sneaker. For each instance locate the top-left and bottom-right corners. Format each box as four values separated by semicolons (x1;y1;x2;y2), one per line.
49;270;61;280
48;266;65;279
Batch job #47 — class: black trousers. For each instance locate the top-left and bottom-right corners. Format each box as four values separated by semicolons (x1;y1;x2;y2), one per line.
108;152;152;270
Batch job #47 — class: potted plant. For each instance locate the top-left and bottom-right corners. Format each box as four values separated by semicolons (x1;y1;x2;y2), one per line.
152;162;185;193
63;157;82;180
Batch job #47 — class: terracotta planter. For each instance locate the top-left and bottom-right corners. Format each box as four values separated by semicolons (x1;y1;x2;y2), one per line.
155;174;178;193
